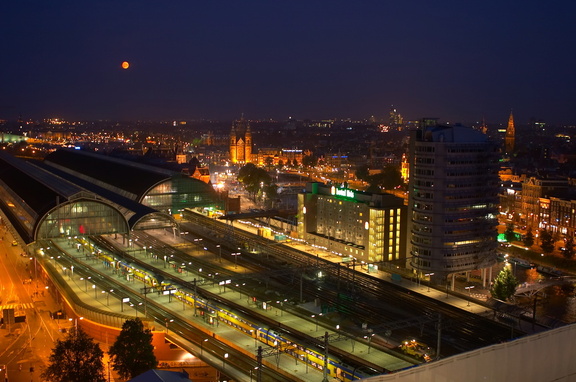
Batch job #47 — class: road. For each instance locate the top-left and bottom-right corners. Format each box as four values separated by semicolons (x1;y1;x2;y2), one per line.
0;225;65;382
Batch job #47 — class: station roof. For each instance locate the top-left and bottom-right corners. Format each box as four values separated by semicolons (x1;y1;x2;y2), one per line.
0;151;178;245
0;151;92;243
44;148;176;201
36;161;174;229
0;151;85;213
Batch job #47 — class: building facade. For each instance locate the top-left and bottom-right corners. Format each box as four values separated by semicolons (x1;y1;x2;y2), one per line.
518;177;568;229
407;124;500;285
297;183;406;266
257;148;304;167
229;116;252;164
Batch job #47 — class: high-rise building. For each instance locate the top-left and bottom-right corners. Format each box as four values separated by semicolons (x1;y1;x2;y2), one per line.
389;106;403;131
407;123;500;287
229;115;252;164
505;111;515;154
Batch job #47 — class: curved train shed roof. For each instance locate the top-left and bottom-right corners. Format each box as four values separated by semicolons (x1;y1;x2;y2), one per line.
0;152;128;244
36;161;175;230
0;151;84;218
0;152;176;245
44;149;180;201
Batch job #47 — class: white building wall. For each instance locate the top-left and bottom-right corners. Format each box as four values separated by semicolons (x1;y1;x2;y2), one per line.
361;324;576;382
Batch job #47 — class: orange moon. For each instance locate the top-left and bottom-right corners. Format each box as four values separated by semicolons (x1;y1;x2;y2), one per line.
121;61;130;69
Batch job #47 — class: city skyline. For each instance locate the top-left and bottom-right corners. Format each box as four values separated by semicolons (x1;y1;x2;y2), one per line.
2;1;576;125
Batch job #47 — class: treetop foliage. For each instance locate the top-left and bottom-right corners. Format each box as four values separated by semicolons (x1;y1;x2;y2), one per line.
108;318;157;380
540;229;555;254
490;267;519;301
41;328;106;382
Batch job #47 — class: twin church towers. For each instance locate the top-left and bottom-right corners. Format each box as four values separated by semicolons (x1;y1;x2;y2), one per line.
229;115;252;164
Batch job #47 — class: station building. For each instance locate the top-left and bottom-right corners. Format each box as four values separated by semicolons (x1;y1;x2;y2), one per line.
0;148;223;250
297;182;406;266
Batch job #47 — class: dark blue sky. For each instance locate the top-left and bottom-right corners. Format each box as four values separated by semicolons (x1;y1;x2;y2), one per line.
2;1;576;125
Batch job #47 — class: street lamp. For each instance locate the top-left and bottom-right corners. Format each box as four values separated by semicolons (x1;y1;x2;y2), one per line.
201;338;208;355
425;273;434;292
250;366;259;382
465;286;475;307
106;289;113;306
193;238;203;256
232;252;241;269
165;318;174;334
312;313;322;331
223;353;228;369
68;317;83;332
121;297;130;312
216;244;221;262
364;333;374;353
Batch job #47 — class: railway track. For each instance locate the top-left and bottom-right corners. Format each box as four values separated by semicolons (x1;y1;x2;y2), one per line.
181;211;522;357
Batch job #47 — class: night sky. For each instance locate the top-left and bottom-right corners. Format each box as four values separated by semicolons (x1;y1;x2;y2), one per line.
2;1;576;125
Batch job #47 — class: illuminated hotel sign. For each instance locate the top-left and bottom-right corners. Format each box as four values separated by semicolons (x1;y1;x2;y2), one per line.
331;186;355;199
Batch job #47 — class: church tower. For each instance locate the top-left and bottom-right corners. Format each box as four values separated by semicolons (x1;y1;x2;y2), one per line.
244;122;252;162
229;123;237;163
229;115;252;164
505;111;515;154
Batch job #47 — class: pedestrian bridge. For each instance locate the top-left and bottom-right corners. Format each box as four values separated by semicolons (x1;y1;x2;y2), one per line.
514;277;575;297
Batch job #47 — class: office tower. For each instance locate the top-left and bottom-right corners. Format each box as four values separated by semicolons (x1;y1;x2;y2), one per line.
407;123;500;287
389;106;403;131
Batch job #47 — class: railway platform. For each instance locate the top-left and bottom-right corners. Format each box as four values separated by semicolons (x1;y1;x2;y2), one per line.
43;233;417;381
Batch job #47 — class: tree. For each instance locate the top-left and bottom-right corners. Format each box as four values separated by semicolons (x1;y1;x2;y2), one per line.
504;223;516;243
301;154;318;168
263;156;274;170
355;165;370;183
188;156;201;174
540;228;555;254
490;267;519;301
262;183;279;208
378;165;403;190
237;164;272;201
562;235;575;260
364;165;403;192
41;328;106;382
237;163;258;182
523;227;535;247
109;318;157;380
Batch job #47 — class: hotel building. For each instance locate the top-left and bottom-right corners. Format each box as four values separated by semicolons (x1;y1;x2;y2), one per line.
297;183;406;267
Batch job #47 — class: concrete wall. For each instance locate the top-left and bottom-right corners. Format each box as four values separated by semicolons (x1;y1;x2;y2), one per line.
361;324;576;382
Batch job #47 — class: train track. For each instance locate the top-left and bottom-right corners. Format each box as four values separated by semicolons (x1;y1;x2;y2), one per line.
181;211;522;357
90;234;399;375
38;239;296;382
